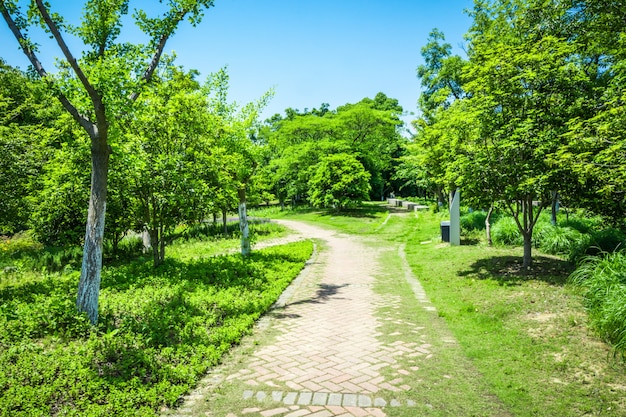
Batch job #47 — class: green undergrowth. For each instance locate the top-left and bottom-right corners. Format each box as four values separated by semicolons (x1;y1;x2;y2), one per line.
0;239;313;417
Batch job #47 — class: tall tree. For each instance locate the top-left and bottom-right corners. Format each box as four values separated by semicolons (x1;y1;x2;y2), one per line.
204;68;272;256
1;0;215;324
462;0;585;267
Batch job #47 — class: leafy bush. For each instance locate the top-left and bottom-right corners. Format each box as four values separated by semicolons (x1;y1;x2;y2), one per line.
535;225;585;256
0;240;313;416
460;211;488;232
569;251;626;357
567;228;626;263
491;216;523;246
0;231;43;258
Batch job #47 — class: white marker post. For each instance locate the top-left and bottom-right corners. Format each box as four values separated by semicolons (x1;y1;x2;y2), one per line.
450;188;461;246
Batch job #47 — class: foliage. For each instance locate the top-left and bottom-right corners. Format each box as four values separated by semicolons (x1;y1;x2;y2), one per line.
570;251;626;357
308;153;371;211
460;210;490;232
0;61;57;235
262;94;405;206
0;239;313;416
491;216;524;247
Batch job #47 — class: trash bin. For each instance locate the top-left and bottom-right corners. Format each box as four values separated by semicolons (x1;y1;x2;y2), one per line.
440;221;450;242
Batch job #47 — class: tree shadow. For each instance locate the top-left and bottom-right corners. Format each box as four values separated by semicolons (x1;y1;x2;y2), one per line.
457;255;574;286
268;283;349;320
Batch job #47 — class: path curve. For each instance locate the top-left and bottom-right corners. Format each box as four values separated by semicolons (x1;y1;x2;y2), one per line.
165;218;509;417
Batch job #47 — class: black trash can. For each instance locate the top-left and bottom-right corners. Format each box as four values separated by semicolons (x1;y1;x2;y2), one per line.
440;221;450;242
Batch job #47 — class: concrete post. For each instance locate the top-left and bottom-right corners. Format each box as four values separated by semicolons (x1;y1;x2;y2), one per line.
450;188;461;246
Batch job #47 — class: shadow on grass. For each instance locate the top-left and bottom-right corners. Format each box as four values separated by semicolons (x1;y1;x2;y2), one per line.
457;255;574;286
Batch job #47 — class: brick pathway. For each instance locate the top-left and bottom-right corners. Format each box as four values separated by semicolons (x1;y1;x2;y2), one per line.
164;219;505;417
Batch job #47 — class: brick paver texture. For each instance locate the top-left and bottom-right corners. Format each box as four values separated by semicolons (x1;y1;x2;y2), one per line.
182;219;437;417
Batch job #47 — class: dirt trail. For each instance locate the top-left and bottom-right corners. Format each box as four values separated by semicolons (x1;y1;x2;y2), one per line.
164;218;510;417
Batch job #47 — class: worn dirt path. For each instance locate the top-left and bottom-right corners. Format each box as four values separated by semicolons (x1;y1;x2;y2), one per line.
164;218;509;417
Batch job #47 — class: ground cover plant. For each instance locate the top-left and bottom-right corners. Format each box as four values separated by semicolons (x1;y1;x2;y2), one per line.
0;229;312;417
278;203;626;416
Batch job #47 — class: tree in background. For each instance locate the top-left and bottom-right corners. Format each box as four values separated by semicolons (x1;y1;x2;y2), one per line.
204;67;272;256
1;0;215;324
397;29;467;205
262;94;404;207
125;67;215;266
308;153;371;211
0;60;56;235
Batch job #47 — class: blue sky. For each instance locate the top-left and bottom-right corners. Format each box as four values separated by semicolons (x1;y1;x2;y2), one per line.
0;0;473;124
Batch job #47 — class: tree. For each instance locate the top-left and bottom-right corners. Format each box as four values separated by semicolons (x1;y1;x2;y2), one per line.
308;153;371;211
204;67;272;256
126;67;215;266
401;29;467;205
1;0;215;324
0;60;56;234
461;0;585;267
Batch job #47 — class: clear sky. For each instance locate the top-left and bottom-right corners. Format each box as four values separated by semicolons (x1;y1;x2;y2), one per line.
0;0;473;124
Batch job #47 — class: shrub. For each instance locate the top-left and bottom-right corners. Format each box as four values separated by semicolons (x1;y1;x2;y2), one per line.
535;225;585;256
569;251;626;357
460;211;488;232
568;228;626;263
491;216;523;246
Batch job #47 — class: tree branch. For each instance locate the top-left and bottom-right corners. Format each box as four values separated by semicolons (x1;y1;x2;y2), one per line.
1;2;95;136
128;8;189;103
35;0;105;135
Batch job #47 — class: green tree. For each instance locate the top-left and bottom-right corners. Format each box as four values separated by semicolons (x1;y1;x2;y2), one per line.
461;0;585;267
1;0;215;324
308;153;371;211
126;68;214;266
204;67;272;256
0;60;56;234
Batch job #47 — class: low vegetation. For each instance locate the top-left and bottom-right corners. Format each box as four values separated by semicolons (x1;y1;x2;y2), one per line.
0;223;312;417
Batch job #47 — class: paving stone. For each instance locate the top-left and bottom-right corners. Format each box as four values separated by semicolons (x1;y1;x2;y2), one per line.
390;399;401;407
283;392;298;405
342;393;358;407
312;392;328;406
256;391;268;401
374;398;387;407
261;408;291;417
272;391;284;402
297;392;313;406
327;393;343;406
243;390;254;400
357;395;372;407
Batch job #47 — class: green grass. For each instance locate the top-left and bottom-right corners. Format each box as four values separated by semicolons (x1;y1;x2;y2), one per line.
570;251;626;356
0;232;312;417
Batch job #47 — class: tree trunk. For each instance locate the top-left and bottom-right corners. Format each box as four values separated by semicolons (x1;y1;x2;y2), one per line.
522;231;532;268
485;205;493;246
222;209;228;235
76;138;109;325
238;188;251;256
551;191;559;226
435;187;446;208
149;228;161;267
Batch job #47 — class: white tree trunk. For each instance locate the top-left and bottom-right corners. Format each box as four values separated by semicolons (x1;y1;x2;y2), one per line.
238;188;251;256
76;141;109;325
